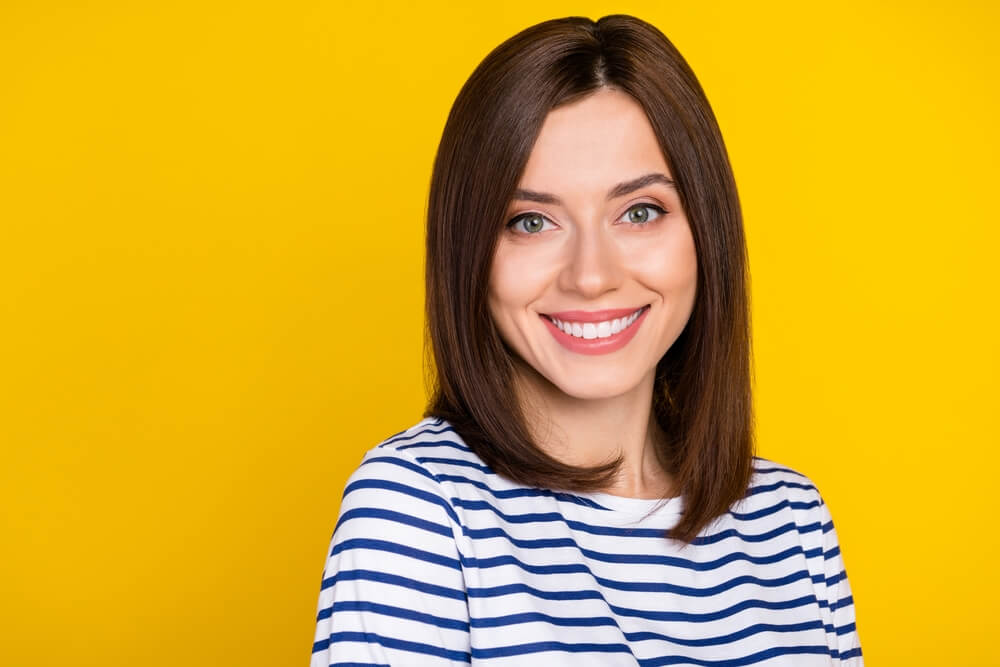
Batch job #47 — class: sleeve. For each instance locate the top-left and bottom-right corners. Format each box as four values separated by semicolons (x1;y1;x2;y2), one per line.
816;496;864;665
309;446;471;666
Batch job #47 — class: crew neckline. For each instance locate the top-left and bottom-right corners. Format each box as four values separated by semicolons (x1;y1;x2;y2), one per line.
571;489;685;520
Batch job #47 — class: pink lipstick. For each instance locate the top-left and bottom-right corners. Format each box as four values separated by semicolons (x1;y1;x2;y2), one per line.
540;305;649;355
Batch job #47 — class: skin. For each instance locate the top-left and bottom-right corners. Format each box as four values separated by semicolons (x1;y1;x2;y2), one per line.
488;87;698;499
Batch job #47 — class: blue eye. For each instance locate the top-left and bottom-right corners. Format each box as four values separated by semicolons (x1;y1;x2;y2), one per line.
620;203;666;225
507;213;555;234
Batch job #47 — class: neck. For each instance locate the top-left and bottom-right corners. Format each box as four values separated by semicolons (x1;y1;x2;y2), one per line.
513;359;675;499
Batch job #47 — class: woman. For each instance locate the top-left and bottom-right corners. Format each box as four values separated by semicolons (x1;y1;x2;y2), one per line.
311;14;862;666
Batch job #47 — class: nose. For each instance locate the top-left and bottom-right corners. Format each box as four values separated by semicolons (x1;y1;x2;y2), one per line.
558;224;624;298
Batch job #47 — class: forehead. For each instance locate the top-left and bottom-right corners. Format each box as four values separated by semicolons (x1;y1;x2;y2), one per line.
517;88;670;191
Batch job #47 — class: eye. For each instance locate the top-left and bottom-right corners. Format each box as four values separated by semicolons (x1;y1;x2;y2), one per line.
507;212;556;235
619;203;667;226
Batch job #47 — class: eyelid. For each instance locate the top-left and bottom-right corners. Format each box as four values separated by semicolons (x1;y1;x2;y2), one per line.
625;197;669;211
506;210;556;226
506;211;558;234
617;201;669;224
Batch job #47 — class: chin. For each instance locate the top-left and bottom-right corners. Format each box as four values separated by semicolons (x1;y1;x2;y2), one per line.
547;371;645;402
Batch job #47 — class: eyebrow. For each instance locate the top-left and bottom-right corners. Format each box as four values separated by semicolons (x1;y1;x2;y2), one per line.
511;172;675;205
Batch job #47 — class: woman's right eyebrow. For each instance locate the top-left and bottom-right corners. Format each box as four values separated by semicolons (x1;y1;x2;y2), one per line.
512;172;675;205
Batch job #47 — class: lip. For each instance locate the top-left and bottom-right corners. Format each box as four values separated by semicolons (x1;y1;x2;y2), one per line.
540;305;650;356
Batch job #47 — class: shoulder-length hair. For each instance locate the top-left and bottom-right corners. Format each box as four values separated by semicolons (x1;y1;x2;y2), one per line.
423;14;754;544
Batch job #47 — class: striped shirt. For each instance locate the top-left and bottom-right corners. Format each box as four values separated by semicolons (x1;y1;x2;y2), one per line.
310;417;863;666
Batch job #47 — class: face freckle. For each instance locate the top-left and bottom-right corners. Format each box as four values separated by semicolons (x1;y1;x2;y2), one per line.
487;87;698;402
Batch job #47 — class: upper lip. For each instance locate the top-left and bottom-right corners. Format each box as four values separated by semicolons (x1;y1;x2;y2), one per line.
543;306;647;322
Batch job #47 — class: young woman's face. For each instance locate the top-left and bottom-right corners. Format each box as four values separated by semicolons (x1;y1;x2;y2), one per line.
488;87;698;401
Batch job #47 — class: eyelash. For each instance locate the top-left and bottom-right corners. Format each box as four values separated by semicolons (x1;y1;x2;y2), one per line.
506;203;668;234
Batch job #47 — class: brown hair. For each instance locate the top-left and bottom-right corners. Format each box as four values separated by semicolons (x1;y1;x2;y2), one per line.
423;14;754;544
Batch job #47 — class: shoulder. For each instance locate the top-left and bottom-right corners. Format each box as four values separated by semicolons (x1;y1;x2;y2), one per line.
333;419;458;533
353;416;493;488
740;456;834;534
353;416;483;480
748;456;821;496
336;417;481;531
371;416;476;459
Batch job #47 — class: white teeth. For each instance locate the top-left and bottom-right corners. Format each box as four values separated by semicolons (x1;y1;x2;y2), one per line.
549;307;645;339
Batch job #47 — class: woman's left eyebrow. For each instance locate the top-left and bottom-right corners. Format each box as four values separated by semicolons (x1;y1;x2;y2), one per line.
512;172;675;205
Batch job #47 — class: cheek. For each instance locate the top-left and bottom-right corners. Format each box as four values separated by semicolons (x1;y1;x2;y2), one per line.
626;223;698;293
488;241;558;315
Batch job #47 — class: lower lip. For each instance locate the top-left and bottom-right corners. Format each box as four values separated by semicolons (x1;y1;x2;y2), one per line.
541;306;649;356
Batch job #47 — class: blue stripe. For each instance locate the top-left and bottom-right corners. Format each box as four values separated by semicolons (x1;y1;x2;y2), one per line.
640;644;831;666
835;621;857;636
379;424;413;443
344;477;461;526
472;611;823;649
321;569;466;600
468;583;600;601
841;647;863;659
334;507;453;539
461;527;578;549
459;519;810;553
472;640;634;659
471;611;615;629
571;543;808;569
331;537;462;570
593;569;813;596
752;464;808;478
826;570;847;587
609;594;818;623
463;551;590;576
829;593;854;612
467;568;813;600
382;425;461;447
325;631;470;662
625;619;824;648
729;498;820;521
745;479;818;497
397;438;472;455
696;520;818;545
357;454;440;484
374;418;444;446
325;600;469;631
416;455;494;474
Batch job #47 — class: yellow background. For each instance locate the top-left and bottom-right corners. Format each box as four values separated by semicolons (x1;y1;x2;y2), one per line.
2;1;997;665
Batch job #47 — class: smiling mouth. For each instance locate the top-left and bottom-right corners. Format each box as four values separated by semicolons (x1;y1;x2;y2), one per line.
543;305;649;340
